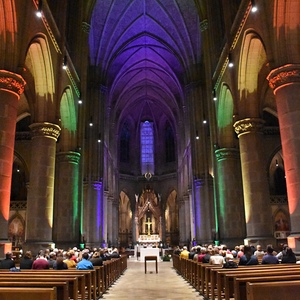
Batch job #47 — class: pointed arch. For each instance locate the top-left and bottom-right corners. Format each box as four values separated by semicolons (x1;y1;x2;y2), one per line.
238;31;267;117
25;35;55;121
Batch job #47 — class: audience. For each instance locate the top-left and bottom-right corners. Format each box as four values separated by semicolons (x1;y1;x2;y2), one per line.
0;252;15;269
76;252;94;270
179;246;189;260
261;245;279;264
238;245;259;265
19;251;33;269
281;247;296;264
32;250;50;269
53;255;68;269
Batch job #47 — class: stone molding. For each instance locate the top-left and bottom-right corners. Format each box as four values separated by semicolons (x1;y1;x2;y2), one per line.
233;118;265;137
267;64;300;91
56;151;81;164
93;181;103;191
215;148;240;161
29;122;61;141
0;70;26;96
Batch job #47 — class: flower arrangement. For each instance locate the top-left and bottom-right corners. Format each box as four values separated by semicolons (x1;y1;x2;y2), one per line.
162;254;171;261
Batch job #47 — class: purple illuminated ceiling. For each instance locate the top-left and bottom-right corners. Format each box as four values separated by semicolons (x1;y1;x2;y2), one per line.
89;0;201;130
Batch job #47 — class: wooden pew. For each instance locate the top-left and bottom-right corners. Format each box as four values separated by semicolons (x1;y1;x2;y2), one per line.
0;287;56;300
235;274;300;300
0;273;79;300
0;281;68;300
215;265;300;300
247;280;300;300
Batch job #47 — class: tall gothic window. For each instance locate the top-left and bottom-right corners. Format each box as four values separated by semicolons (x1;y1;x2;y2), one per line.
140;121;154;175
165;122;175;162
120;121;130;163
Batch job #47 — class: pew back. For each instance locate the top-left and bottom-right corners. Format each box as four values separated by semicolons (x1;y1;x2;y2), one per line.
0;287;56;300
247;280;300;300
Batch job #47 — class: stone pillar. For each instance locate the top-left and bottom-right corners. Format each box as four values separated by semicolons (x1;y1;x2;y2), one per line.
103;190;108;247
53;151;81;249
0;70;26;257
234;118;274;245
85;181;103;248
106;195;113;247
194;178;213;244
24;122;60;254
178;198;186;245
112;198;119;247
267;64;300;250
184;194;191;246
215;148;245;247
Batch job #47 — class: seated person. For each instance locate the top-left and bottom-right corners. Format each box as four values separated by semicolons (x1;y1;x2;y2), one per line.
0;252;15;269
76;252;94;270
261;245;279;264
239;245;258;265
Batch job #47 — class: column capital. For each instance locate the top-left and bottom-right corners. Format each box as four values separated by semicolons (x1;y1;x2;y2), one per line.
233;118;265;137
0;70;26;96
56;151;81;164
267;64;300;92
215;148;240;162
29;122;61;141
93;181;103;191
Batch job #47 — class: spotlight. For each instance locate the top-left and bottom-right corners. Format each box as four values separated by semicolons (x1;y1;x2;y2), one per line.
78;99;83;104
98;133;101;143
36;0;42;18
62;56;67;70
89;117;93;127
251;0;258;13
213;89;217;101
196;130;199;140
228;53;234;68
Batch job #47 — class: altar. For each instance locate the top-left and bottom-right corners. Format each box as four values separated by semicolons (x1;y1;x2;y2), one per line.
138;247;160;262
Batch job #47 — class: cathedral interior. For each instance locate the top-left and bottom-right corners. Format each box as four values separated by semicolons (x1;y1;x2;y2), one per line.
0;0;299;257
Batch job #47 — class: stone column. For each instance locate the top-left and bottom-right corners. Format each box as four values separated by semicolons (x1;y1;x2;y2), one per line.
0;70;26;257
267;64;300;250
184;194;191;246
24;122;60;254
112;198;119;247
194;178;213;244
234;118;274;245
53;151;80;249
178;198;186;245
215;148;245;247
85;181;103;248
106;195;113;247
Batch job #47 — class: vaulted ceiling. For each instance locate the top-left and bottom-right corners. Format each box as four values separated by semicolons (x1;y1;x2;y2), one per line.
89;0;201;131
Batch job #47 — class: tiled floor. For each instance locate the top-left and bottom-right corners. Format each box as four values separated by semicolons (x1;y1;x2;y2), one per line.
101;258;204;299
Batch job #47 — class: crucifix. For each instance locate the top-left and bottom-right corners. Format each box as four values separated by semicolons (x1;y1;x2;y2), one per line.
145;217;152;236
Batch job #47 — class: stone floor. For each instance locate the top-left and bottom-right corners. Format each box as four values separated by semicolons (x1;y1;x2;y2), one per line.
101;258;204;299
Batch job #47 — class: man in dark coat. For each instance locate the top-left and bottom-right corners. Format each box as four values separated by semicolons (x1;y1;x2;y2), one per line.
0;252;15;269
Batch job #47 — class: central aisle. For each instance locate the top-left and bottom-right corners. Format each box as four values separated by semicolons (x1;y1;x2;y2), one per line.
101;258;204;299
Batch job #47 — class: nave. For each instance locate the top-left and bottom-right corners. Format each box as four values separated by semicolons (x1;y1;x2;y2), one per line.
102;258;204;300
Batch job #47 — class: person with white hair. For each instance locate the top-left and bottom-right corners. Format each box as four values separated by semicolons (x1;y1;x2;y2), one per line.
179;246;189;260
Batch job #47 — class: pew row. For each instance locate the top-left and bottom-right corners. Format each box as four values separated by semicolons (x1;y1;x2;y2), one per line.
247;280;300;300
0;287;56;300
0;255;128;299
235;274;300;300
